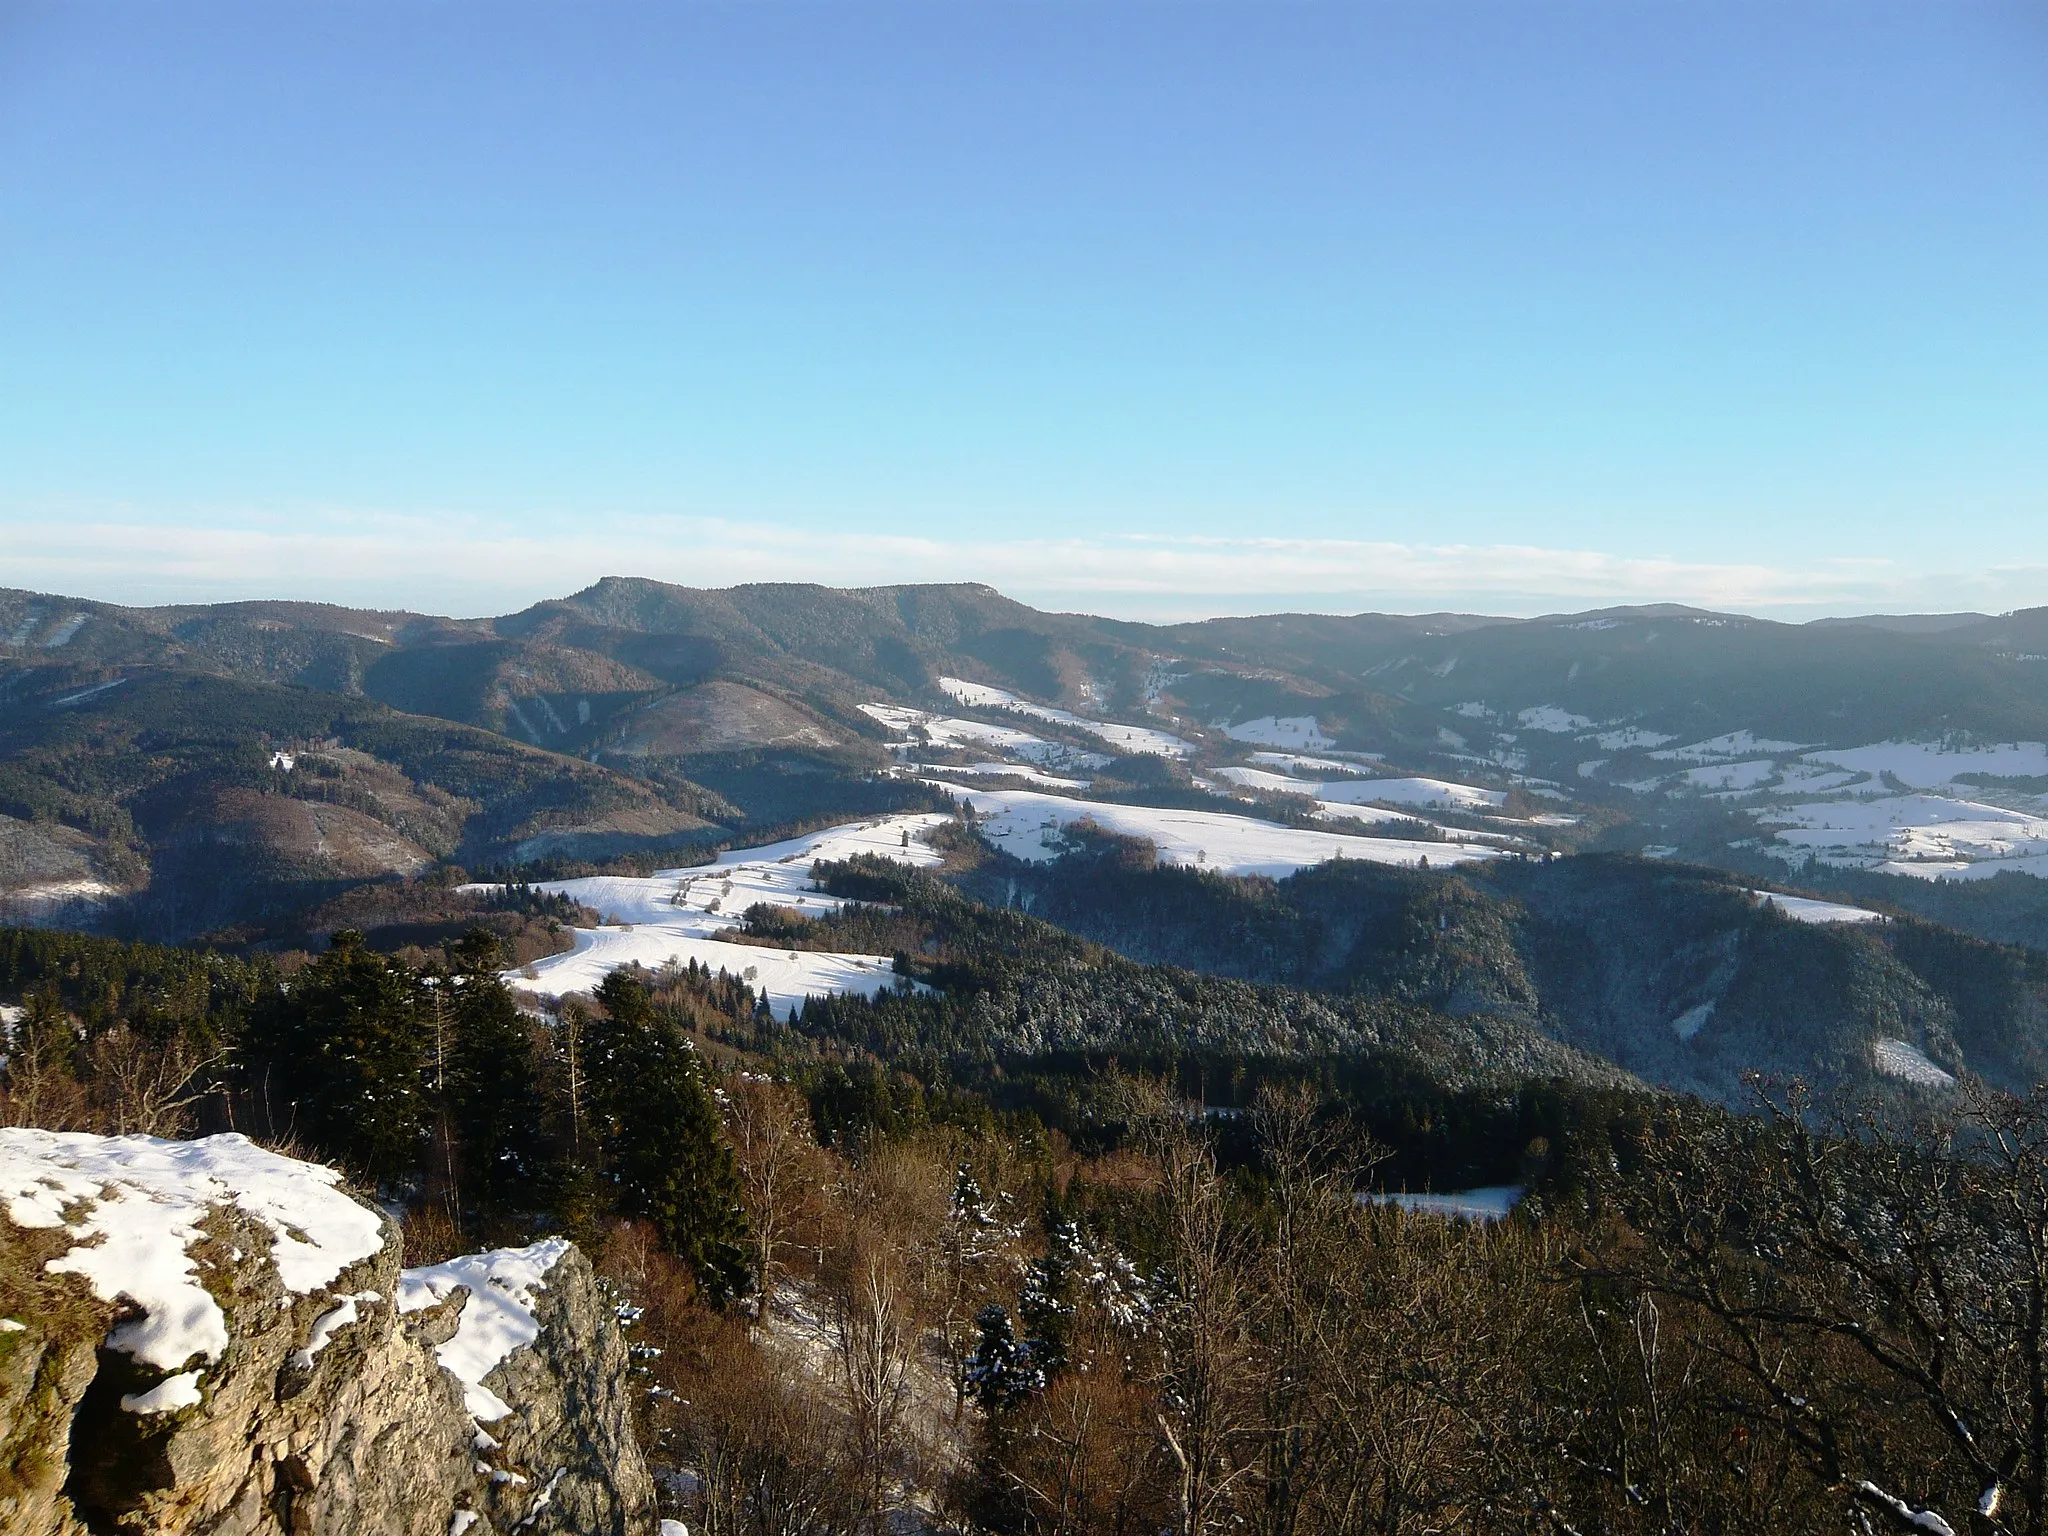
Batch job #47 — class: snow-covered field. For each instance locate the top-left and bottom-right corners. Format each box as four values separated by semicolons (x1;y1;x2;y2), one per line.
936;677;1195;758
1752;891;1885;924
1755;794;2048;880
905;760;1093;789
496;815;953;1009
928;785;1503;877
860;703;1109;773
1516;706;1595;734
1650;731;1813;763
1801;739;2048;789
1214;766;1506;812
1225;715;1335;749
1246;750;1376;774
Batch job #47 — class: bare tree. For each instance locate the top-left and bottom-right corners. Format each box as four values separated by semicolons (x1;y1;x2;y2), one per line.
726;1075;829;1316
1123;1081;1260;1536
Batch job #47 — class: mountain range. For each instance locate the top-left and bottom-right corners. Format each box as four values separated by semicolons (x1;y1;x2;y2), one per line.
9;576;2048;1110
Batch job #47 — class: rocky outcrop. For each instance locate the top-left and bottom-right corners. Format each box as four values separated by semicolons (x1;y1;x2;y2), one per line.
0;1130;655;1536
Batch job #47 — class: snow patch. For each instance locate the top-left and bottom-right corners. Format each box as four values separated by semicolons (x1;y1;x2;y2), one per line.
1672;1002;1715;1041
932;785;1502;877
1872;1039;1955;1089
399;1237;573;1422
935;678;1195;758
1225;716;1336;749
1517;706;1595;734
0;1130;386;1376
1752;892;1885;924
39;613;88;649
1681;759;1779;793
1651;731;1811;763
121;1370;203;1415
1586;726;1675;751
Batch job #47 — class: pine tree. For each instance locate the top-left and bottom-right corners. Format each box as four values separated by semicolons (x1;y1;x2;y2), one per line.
587;970;751;1301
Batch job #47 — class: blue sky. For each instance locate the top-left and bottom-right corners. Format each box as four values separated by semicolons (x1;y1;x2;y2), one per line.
2;1;2044;619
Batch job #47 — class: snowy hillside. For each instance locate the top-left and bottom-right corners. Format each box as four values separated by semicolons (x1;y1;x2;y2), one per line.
927;785;1504;877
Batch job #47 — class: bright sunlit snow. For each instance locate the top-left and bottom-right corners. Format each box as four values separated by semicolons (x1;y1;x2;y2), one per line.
1214;766;1505;811
496;815;952;1009
1756;795;2048;879
908;761;1093;789
859;703;1110;772
1751;892;1885;924
1800;740;2048;789
1871;1039;1955;1089
930;785;1503;876
935;678;1195;758
399;1237;573;1421
0;1130;386;1383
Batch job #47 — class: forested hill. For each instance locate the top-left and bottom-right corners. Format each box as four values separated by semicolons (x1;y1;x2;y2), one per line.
936;838;2048;1106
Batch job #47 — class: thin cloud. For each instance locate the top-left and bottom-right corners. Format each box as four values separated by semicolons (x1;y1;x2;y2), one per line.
3;510;2041;621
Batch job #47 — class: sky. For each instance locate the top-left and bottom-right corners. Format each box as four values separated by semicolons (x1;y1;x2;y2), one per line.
1;1;2045;621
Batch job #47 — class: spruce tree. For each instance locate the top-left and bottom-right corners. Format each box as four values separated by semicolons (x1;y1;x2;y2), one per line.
587;969;751;1301
261;930;426;1181
443;931;549;1210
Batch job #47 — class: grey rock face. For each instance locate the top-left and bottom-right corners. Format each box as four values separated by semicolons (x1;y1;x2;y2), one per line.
0;1144;654;1536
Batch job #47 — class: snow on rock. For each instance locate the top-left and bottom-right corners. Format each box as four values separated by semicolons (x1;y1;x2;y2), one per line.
495;814;950;1008
400;1238;573;1422
935;677;1195;758
0;1129;386;1374
1872;1039;1956;1089
931;785;1503;877
1752;892;1886;925
1225;715;1336;749
121;1370;205;1416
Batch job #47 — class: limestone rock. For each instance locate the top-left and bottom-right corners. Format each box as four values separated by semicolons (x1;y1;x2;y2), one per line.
0;1129;655;1536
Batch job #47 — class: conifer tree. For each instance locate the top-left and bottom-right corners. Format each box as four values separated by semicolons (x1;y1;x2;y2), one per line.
443;930;548;1210
261;929;426;1181
587;969;751;1301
